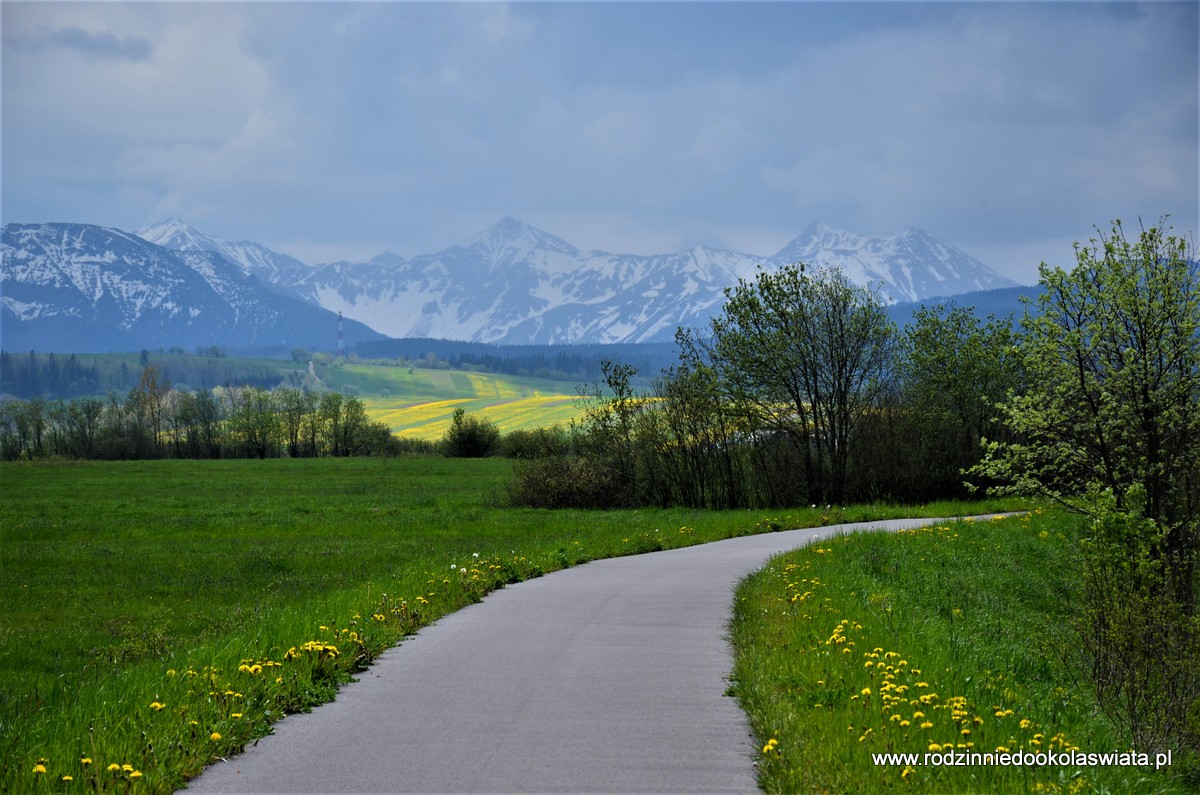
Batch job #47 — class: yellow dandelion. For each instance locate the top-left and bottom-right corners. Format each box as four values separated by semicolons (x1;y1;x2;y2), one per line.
108;764;121;772
122;764;133;772
33;764;47;775
920;722;934;730
149;701;166;711
129;771;143;779
62;775;74;782
928;743;942;752
210;732;222;741
80;758;92;766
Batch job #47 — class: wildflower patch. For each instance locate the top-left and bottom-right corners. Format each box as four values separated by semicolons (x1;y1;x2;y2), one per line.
729;510;1192;793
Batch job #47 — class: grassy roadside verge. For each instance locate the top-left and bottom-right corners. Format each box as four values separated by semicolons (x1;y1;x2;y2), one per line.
2;457;1022;793
729;510;1195;794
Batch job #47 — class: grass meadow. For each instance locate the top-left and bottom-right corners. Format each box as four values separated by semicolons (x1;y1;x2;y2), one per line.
0;457;1022;792
730;511;1195;793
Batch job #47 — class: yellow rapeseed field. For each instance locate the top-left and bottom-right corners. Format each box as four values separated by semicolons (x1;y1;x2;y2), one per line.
364;395;587;440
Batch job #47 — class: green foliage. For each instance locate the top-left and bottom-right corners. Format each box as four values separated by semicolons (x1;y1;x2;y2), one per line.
972;218;1200;760
507;455;625;508
441;406;500;457
899;303;1024;499
498;425;572;459
0;369;397;460
1077;490;1200;756
974;219;1200;596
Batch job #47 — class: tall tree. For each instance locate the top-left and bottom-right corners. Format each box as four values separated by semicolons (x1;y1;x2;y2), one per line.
902;303;1024;497
977;219;1200;606
707;264;897;503
973;219;1200;751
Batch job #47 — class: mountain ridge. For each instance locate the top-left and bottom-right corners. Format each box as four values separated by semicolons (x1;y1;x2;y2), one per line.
3;217;1021;351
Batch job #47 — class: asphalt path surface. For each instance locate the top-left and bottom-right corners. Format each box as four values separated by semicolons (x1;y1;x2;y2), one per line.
184;516;979;794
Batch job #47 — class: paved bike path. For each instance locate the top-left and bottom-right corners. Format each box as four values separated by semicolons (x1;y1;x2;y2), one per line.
184;517;967;794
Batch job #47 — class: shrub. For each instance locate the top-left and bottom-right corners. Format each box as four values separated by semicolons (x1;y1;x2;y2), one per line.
499;426;572;459
441;407;500;458
507;456;631;508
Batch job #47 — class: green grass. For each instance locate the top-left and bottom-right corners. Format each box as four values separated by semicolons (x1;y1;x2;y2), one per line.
0;458;1023;792
729;510;1196;793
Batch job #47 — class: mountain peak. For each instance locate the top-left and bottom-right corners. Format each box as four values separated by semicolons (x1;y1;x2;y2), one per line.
776;223;863;259
137;218;222;252
464;217;579;256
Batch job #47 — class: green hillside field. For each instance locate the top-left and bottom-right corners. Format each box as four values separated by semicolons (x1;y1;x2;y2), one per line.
319;363;588;440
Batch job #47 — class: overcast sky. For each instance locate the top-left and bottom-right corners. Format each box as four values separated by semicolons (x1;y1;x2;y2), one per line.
2;1;1196;284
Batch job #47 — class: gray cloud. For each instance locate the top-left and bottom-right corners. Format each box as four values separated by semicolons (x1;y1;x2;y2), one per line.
1;2;1195;285
13;25;152;61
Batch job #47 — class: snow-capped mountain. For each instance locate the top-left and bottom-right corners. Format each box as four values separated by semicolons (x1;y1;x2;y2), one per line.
1;223;383;353
267;217;1016;344
2;216;1019;352
284;217;755;344
774;223;1013;302
137;218;312;293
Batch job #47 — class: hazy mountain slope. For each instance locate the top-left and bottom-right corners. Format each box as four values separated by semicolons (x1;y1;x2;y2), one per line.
2;223;383;353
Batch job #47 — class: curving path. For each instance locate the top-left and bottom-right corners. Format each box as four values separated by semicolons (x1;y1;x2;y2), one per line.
184;517;974;794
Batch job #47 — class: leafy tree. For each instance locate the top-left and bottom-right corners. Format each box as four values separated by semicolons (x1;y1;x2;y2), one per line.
707;264;898;503
977;219;1200;604
653;331;750;509
901;303;1023;498
973;218;1200;752
226;386;280;459
132;364;171;456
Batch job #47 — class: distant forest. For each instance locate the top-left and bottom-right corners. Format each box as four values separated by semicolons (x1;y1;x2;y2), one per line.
353;338;680;383
0;350;281;401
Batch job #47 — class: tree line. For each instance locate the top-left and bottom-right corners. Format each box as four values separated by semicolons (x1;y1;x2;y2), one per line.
0;350;283;401
0;366;398;460
510;266;1022;510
